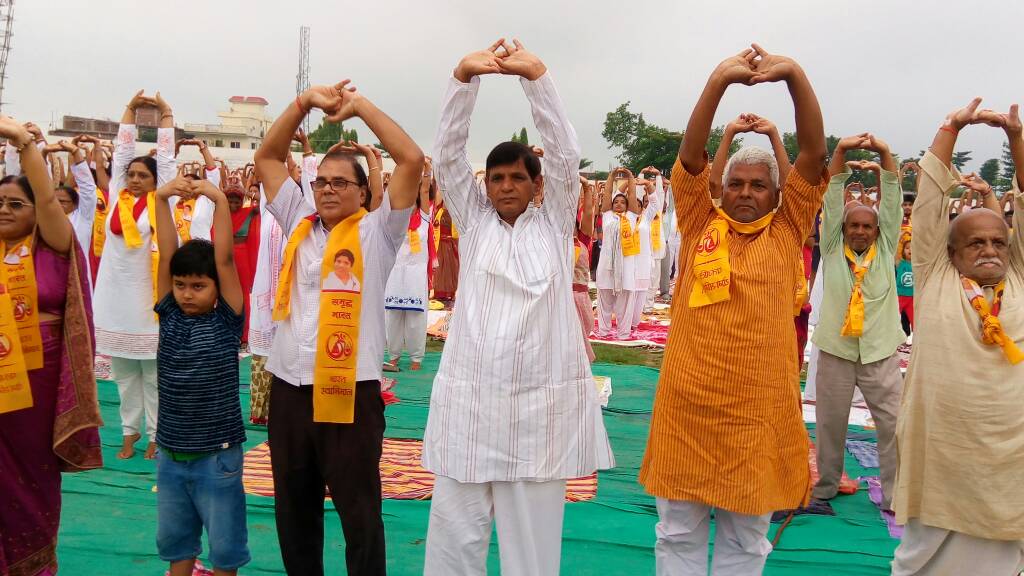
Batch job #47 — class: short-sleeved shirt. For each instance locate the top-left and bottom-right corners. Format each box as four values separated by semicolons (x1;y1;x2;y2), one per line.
155;293;246;453
895;260;914;297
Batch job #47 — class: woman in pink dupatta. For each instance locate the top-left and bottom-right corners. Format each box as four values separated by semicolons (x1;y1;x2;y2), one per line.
0;117;102;576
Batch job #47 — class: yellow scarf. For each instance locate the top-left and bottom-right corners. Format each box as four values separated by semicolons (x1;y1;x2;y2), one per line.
0;249;33;414
408;229;422;254
93;190;108;257
689;208;773;308
961;276;1024;364
619;213;640;256
840;243;877;337
794;253;809;316
116;190;159;305
651;212;663;252
1;238;42;371
271;211;369;423
174;198;195;243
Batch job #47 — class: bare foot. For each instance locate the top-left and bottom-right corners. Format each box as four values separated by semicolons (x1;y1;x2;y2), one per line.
144;442;158;460
117;433;141;459
410;361;422;371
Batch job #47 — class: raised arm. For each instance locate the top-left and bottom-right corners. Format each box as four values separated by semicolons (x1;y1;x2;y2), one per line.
710;116;747;200
756;116;792;184
579;176;596;237
501;40;581;230
198;179;243;314
600;174;614;213
0;118;72;253
434;40;507;232
154;177;194;298
64;141;98;219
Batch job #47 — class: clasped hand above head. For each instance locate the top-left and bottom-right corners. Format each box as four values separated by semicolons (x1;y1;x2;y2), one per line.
454;38;548;83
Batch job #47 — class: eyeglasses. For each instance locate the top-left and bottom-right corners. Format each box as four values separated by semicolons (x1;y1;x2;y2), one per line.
0;198;33;211
312;177;359;192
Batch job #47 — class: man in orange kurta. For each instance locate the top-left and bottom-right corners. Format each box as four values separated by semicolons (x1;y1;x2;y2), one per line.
639;44;828;575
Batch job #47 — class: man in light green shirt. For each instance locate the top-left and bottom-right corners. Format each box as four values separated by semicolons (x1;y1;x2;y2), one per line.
809;133;904;513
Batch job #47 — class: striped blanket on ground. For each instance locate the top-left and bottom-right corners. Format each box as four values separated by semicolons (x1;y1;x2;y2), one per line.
242;439;598;502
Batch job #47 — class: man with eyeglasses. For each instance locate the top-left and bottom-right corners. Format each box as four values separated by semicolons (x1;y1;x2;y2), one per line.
254;78;424;576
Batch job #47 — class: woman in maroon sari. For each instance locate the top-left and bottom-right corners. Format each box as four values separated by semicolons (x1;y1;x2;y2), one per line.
0;116;102;575
227;187;259;344
432;199;458;303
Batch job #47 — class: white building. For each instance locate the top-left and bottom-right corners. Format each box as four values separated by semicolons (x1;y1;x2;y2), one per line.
184;96;273;151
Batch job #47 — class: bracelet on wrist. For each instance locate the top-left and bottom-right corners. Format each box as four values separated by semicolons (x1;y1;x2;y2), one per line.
295;96;309;115
939;125;958;135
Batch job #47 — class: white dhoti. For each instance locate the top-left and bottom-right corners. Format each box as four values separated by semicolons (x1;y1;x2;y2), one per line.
891;519;1024;576
654;498;772;576
424;475;567;576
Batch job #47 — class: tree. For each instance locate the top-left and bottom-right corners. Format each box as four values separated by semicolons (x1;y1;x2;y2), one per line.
307;118;358;153
979;158;1001;187
510;127;529;145
998;141;1015;191
951;150;972;171
601;101;739;174
579;158;593;170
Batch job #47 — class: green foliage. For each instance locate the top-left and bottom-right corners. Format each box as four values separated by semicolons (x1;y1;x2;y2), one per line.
579;158;593;170
951;150;972;171
601;101;738;174
979;158;1001;187
308;118;358;153
998;141;1015;191
510;127;529;145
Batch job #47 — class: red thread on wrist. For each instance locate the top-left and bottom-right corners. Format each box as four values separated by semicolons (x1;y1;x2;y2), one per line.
295;96;307;115
940;125;958;135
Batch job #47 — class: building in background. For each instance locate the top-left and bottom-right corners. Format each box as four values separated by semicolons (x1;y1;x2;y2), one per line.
184;96;272;150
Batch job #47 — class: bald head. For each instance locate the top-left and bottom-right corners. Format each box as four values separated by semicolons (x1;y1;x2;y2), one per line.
948;208;1010;286
843;204;879;253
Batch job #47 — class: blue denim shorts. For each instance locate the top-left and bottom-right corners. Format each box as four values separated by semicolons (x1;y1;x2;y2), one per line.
156;444;250;570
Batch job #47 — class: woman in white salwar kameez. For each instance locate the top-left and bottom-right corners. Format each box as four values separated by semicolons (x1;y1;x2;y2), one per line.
92;91;177;459
595;168;641;340
631;171;665;329
384;166;433;371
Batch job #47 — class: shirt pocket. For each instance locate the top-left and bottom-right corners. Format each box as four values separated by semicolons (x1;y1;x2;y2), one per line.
515;234;558;287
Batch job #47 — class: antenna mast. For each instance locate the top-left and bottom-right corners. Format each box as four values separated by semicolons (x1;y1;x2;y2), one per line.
296;26;310;134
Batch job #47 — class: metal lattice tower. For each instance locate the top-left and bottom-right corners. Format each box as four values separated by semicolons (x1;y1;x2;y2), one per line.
0;1;14;115
296;26;310;133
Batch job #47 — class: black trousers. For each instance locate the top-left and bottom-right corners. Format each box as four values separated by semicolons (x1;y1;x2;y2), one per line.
268;377;386;575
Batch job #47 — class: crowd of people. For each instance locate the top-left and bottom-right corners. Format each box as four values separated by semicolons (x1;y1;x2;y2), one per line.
0;39;1020;576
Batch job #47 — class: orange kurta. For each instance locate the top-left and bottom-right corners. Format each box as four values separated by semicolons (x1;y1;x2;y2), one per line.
639;159;826;515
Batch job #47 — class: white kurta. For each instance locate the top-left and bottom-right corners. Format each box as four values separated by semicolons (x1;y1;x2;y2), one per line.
423;73;614;483
93;125;176;359
384;211;430;312
596;210;639;292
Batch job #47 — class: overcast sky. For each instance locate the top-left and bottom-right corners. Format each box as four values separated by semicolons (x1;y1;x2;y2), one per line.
6;0;1021;172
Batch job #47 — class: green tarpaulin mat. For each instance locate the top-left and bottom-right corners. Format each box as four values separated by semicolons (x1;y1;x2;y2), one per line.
56;353;896;574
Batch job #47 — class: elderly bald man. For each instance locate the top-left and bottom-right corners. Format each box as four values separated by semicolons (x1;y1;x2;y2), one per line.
803;133;906;516
892;99;1024;576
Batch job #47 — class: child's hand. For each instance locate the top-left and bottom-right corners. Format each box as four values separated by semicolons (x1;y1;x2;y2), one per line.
195;179;226;202
156;177;195;201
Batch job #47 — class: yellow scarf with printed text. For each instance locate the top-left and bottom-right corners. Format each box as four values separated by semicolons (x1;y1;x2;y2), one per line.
688;208;773;308
619;213;640;256
0;237;39;414
651;212;663;253
840;243;877;337
92;190;108;257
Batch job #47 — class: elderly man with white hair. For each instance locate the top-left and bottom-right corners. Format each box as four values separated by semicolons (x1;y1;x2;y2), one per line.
800;133;905;516
891;98;1024;576
640;44;828;575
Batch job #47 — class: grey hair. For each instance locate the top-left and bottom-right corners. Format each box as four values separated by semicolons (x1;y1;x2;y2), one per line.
724;146;780;190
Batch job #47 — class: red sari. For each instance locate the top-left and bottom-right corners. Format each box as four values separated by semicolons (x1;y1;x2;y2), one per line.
231;207;260;343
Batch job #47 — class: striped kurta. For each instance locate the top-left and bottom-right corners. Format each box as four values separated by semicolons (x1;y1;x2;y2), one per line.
423;73;614;483
639;159;827;515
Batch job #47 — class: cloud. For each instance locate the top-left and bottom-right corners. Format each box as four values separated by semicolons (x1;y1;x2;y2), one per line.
6;0;1021;171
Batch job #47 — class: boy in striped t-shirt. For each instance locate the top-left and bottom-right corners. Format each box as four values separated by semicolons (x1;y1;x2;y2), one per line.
152;176;249;575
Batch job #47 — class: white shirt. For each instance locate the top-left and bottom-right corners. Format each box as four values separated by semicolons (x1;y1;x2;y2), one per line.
422;73;614;483
384;210;430;311
596;210;639;292
265;177;411;386
93;125;176;359
65;161;99;287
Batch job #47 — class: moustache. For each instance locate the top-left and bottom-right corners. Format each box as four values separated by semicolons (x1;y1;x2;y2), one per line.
974;257;1003;267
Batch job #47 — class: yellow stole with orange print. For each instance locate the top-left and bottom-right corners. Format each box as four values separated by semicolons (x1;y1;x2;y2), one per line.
619;213;640;256
408;227;422;254
0;254;33;414
93;189;108;257
1;238;43;371
174;198;196;243
689;208;772;308
271;210;368;422
116;190;159;306
650;212;663;253
840;243;877;337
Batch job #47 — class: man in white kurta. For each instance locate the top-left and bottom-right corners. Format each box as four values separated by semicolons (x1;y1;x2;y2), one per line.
891;103;1024;575
423;41;614;576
